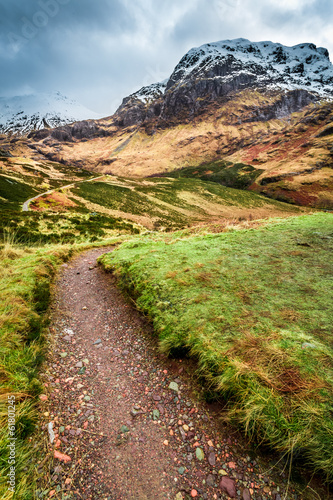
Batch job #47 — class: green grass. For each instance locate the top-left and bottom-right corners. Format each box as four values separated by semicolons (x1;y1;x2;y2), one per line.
73;176;300;230
0;175;40;211
0;242;77;499
163;159;264;189
99;212;333;480
0;210;139;247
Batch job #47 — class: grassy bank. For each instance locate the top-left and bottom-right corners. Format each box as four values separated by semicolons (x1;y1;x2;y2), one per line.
0;234;126;499
99;212;333;480
0;241;79;499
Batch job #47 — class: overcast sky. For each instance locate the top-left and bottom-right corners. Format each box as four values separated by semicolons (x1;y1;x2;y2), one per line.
1;0;332;115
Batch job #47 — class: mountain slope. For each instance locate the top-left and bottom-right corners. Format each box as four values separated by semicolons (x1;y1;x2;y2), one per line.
0;91;101;135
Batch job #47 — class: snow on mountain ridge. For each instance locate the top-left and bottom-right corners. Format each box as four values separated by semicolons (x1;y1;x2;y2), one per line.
0;91;102;135
167;38;333;97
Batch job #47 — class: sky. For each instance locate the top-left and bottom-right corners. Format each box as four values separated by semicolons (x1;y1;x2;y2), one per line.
1;0;333;115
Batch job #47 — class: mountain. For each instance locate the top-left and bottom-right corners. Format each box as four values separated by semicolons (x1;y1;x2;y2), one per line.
5;39;333;209
114;39;333;127
0;91;101;135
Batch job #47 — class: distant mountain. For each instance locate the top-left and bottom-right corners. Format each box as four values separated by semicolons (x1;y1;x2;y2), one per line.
0;91;101;135
115;38;333;126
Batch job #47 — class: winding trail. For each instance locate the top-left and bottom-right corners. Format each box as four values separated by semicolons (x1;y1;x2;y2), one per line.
22;175;106;211
42;247;310;500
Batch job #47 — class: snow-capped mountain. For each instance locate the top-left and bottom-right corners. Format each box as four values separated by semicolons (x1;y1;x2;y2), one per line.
129;80;168;104
167;38;333;95
115;38;333;126
0;91;101;135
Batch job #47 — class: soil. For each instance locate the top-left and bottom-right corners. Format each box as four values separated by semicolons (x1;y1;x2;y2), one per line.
38;247;328;500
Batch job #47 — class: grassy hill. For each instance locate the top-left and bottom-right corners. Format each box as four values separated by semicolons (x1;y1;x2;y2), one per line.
99;212;333;479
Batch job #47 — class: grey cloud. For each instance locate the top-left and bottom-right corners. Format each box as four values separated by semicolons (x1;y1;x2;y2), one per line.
0;0;332;115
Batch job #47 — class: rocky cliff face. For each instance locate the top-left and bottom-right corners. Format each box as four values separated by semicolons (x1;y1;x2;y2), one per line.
114;38;333;126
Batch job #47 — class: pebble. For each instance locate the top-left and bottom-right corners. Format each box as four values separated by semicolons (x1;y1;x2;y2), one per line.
206;474;215;486
169;382;179;392
220;476;236;498
93;339;102;345
195;448;205;461
243;488;251;500
208;451;216;466
152;409;160;420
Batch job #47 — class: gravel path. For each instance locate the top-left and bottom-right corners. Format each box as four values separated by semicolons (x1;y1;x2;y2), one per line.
39;247;320;500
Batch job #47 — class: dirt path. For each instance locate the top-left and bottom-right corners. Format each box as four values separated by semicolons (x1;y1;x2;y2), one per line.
40;247;315;500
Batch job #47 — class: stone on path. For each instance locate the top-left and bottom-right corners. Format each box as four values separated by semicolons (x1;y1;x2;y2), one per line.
243;488;251;500
220;476;236;498
169;381;179;392
195;447;205;461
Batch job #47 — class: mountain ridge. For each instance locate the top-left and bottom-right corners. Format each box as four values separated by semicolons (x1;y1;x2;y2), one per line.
0;91;101;135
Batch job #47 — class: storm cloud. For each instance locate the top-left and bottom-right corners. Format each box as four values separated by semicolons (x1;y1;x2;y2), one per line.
1;0;332;115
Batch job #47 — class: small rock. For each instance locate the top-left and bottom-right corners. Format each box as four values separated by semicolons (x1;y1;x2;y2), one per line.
157;404;164;414
93;339;102;345
54;450;71;463
82;306;87;310
169;382;179;392
178;466;185;475
206;474;215;486
220;476;236;498
175;493;183;500
131;409;139;417
121;425;129;433
59;426;65;433
179;427;186;441
60;352;67;358
84;396;91;401
153;395;161;401
183;424;189;432
48;422;55;444
208;451;216;466
64;328;74;336
76;361;83;368
163;440;169;446
195;447;205;461
190;490;198;498
39;394;48;401
63;335;72;342
243;488;251;500
152;409;160;421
